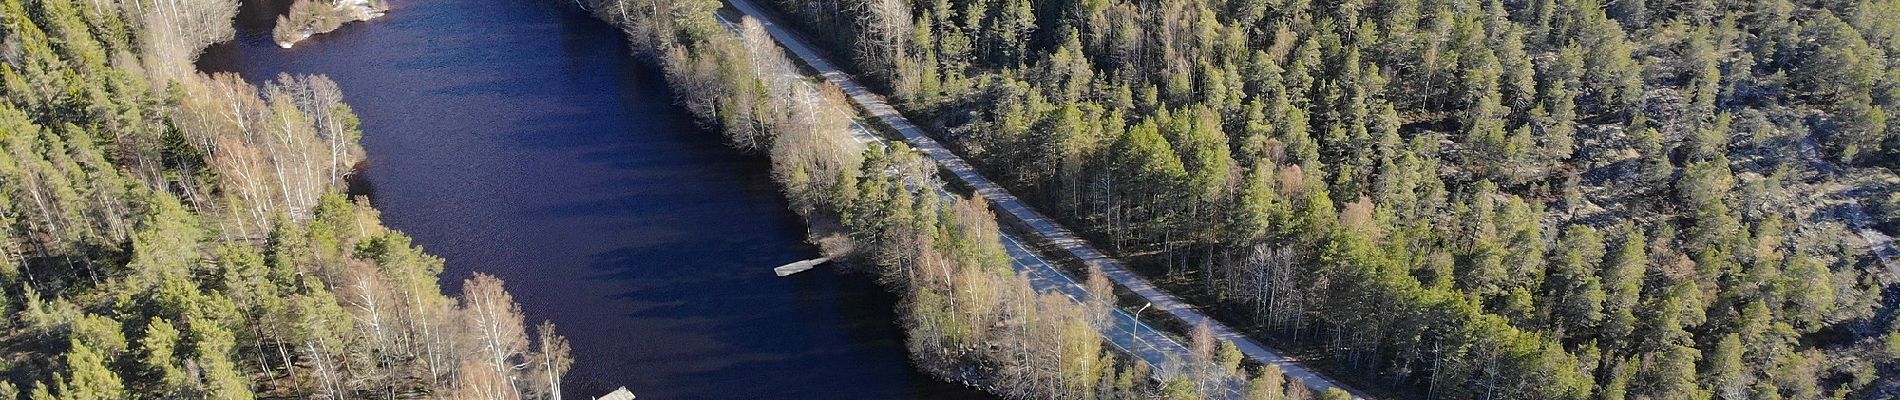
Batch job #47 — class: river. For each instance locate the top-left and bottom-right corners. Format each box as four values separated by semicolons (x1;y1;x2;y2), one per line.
196;0;991;398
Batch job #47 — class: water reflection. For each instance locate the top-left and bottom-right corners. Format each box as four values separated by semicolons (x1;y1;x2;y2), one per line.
198;0;991;398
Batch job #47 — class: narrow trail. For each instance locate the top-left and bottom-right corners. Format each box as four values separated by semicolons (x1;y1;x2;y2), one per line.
715;1;1369;397
1793;136;1900;328
1794;136;1900;278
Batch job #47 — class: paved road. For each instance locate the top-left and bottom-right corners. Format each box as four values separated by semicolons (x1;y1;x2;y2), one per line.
716;1;1367;397
1001;233;1202;372
707;10;1207;386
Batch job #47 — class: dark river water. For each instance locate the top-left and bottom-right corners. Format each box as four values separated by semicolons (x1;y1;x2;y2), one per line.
197;1;989;398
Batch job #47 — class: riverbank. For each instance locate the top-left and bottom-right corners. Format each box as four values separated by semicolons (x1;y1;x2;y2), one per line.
568;0;1350;398
273;0;387;48
198;0;994;397
711;0;1365;396
0;0;570;397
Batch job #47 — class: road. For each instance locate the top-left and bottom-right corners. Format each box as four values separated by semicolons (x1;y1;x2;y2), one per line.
707;11;1206;384
715;0;1368;397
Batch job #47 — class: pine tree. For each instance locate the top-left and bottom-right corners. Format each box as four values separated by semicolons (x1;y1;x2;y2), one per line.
60;340;126;400
138;317;193;396
1797;12;1892;163
1779;253;1835;332
1602;222;1647;347
1704;334;1745;399
195;323;256;400
1545;225;1606;338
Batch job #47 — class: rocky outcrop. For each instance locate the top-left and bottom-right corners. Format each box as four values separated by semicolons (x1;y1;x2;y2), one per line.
272;0;387;48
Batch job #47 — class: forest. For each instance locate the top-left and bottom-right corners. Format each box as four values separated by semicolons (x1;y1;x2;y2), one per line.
746;0;1900;397
11;0;1900;396
569;0;1900;394
570;0;1365;398
0;0;570;398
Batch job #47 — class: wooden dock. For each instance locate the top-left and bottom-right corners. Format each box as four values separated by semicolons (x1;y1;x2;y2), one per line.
774;257;830;276
594;387;635;400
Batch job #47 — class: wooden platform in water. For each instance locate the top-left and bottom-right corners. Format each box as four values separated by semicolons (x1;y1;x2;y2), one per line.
594;386;635;400
774;257;830;276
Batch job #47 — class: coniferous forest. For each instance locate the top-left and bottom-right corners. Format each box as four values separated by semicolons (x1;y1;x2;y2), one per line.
0;0;570;398
10;0;1900;397
571;0;1332;397
747;0;1900;397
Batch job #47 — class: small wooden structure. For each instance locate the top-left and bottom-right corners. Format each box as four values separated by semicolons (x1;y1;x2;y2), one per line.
594;387;636;400
774;257;831;276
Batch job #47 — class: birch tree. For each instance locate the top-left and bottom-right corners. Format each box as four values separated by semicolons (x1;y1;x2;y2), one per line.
458;273;530;396
531;321;572;400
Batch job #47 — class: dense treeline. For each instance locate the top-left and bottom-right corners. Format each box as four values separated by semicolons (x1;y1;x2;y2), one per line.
760;0;1900;397
568;0;1353;398
0;0;570;398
